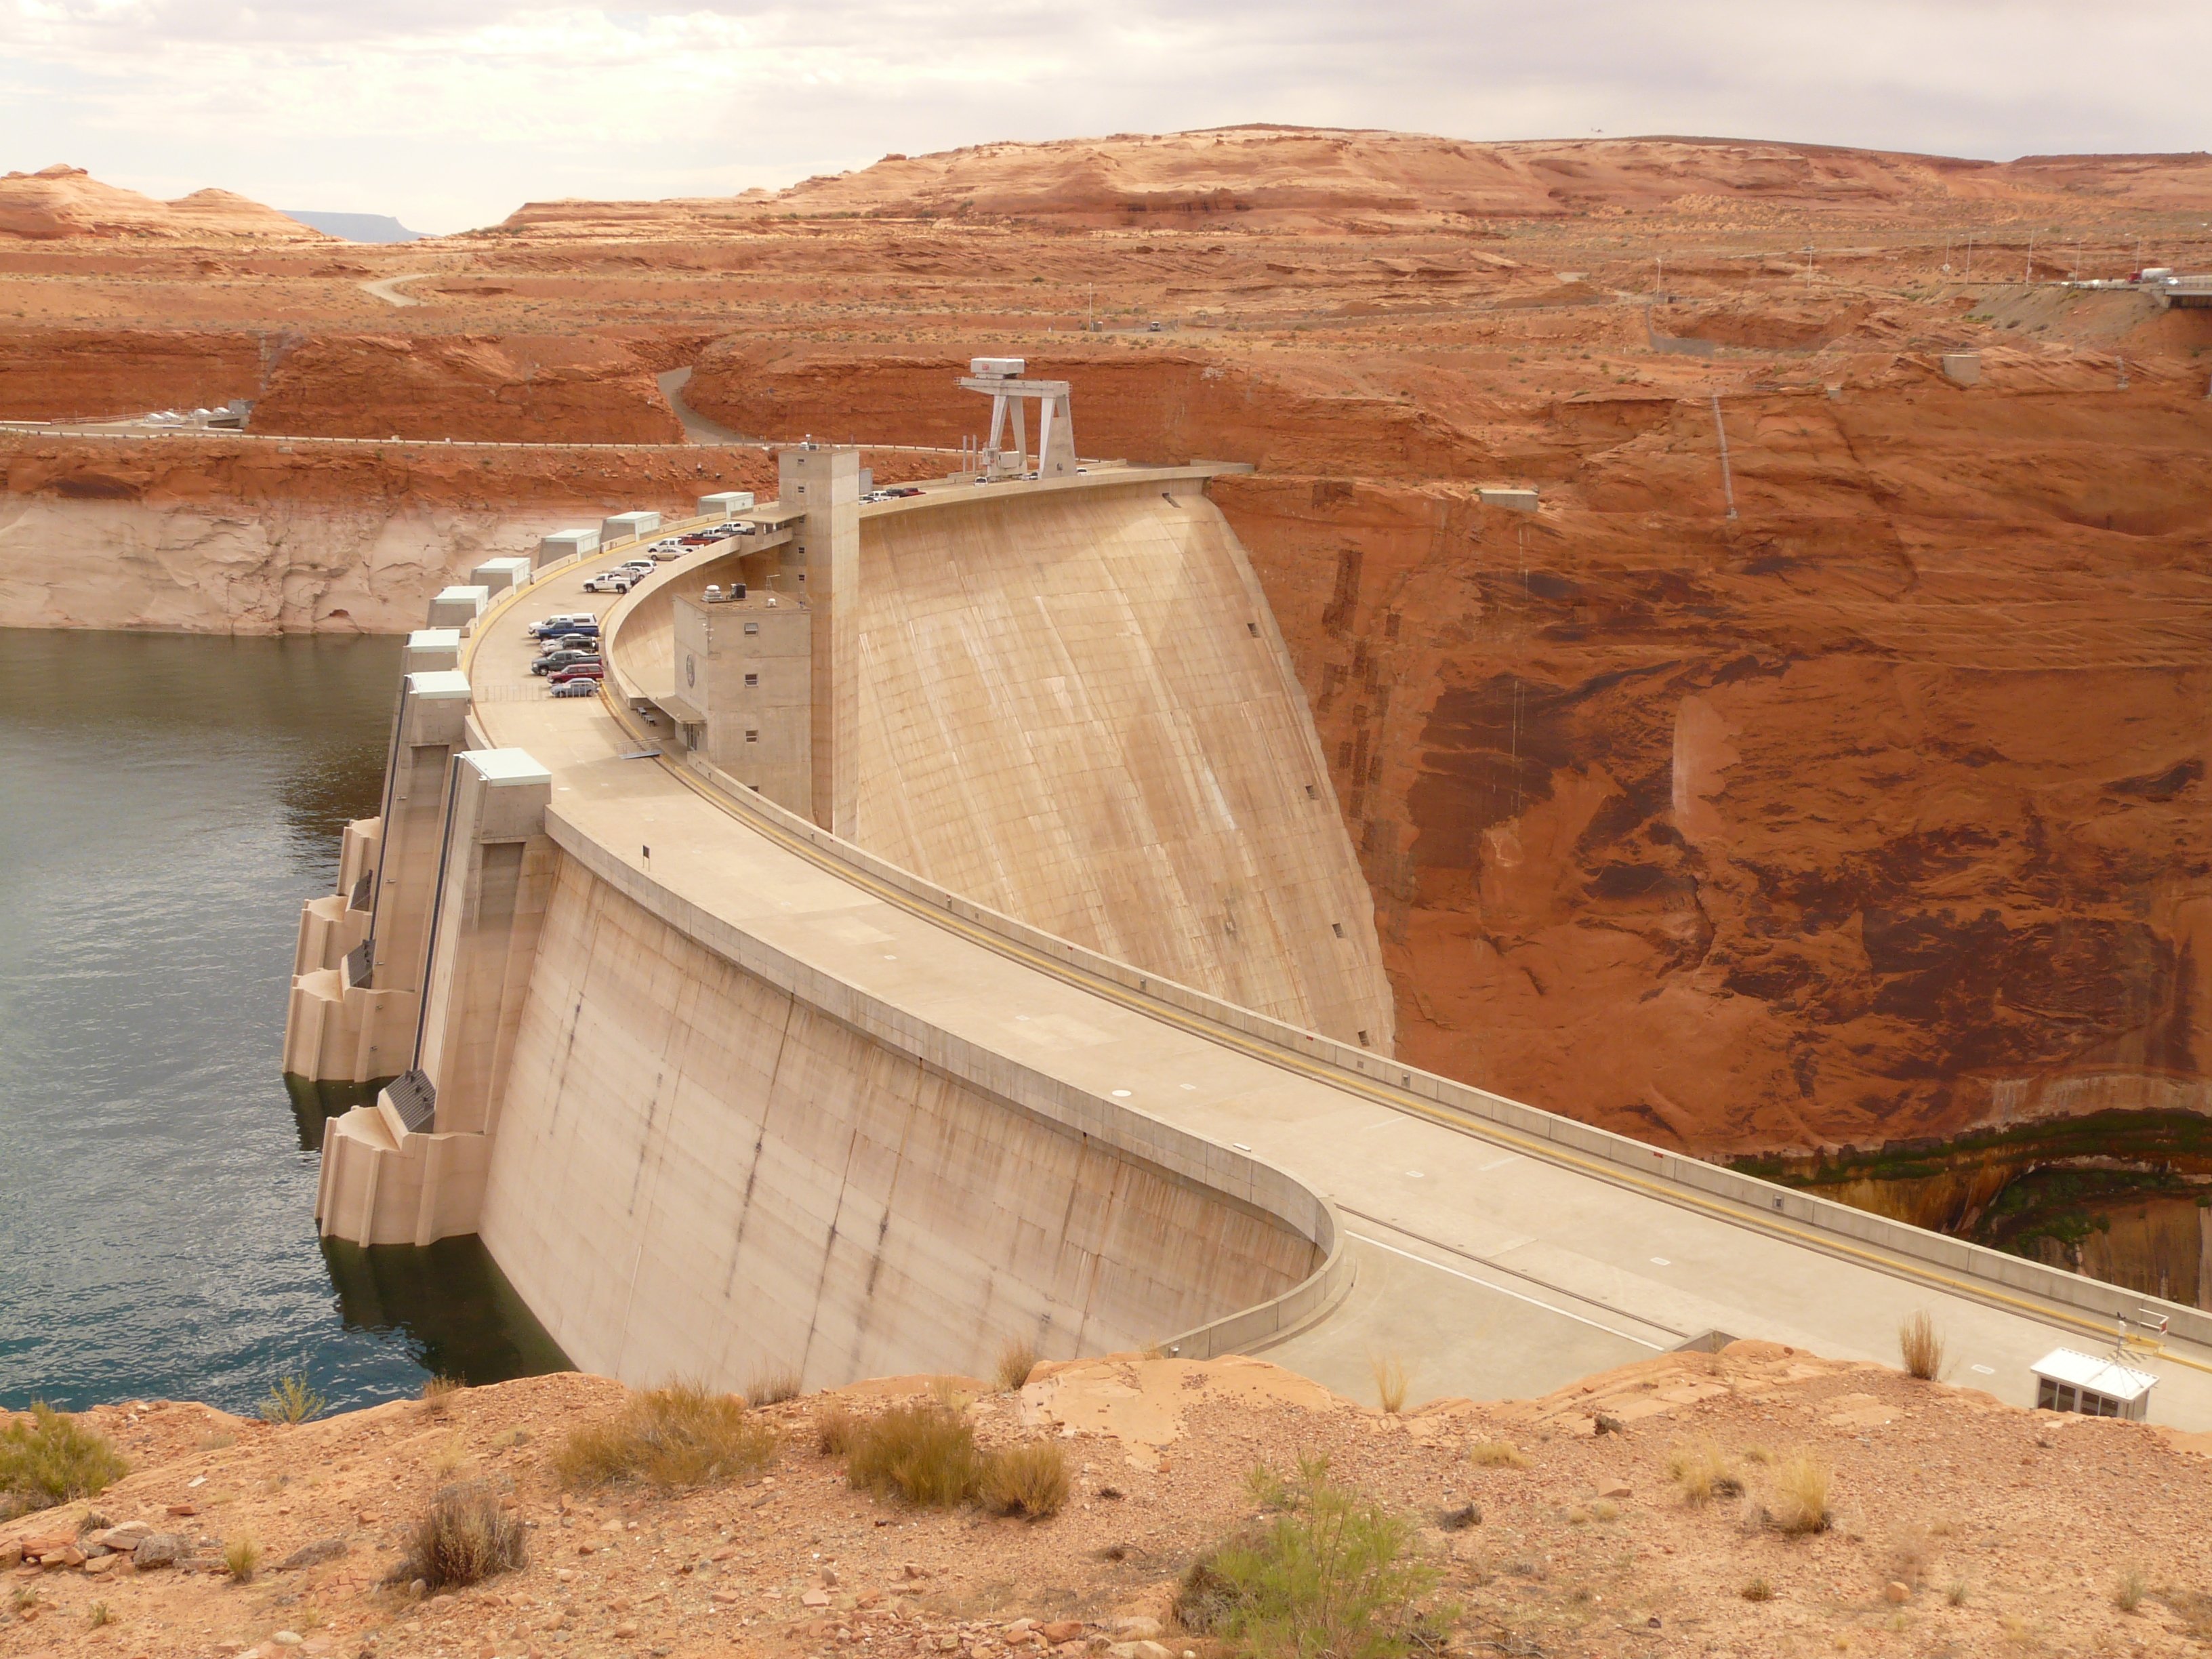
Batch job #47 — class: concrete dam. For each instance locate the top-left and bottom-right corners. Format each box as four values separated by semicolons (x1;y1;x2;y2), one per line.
284;369;2212;1422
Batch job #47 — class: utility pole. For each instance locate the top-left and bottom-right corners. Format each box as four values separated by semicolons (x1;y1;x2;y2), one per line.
1711;392;1739;522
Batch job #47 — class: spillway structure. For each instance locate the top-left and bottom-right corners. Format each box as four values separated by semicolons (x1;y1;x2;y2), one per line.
283;367;2212;1420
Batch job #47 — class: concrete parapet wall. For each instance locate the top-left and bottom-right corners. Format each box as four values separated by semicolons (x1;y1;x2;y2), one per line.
474;834;1332;1391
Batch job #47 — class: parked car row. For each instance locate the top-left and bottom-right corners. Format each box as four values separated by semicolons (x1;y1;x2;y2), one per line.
861;486;924;503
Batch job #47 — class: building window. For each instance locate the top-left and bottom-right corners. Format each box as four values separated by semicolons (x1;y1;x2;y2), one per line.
744;622;760;634
745;673;758;687
745;731;760;743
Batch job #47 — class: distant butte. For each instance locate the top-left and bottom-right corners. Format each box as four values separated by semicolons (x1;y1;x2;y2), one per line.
0;163;327;241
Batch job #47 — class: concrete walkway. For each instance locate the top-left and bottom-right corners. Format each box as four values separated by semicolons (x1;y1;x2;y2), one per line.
466;529;2212;1427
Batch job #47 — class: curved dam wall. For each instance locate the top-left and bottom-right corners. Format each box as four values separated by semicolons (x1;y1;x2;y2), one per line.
299;474;1349;1393
851;483;1394;1048
474;846;1326;1388
618;478;1395;1049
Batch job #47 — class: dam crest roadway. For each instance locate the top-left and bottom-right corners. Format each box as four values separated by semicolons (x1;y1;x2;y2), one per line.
283;365;2212;1424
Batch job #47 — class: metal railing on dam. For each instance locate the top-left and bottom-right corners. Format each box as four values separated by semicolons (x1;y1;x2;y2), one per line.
289;459;2212;1422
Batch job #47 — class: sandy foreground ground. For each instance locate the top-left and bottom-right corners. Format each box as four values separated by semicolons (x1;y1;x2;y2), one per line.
6;1340;2212;1659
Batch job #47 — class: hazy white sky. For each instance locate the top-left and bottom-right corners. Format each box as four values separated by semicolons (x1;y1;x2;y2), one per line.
1;1;2205;234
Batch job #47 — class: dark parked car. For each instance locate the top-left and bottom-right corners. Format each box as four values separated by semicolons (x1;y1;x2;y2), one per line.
549;662;605;683
532;650;600;676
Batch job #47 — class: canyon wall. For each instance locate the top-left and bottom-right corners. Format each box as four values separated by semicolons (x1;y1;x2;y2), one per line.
0;434;772;632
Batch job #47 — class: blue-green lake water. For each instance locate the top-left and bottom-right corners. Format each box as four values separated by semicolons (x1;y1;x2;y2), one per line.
0;629;565;1416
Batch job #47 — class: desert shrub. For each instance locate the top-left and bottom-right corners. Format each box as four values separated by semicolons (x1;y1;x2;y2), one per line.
389;1482;525;1591
815;1401;860;1456
1467;1440;1528;1469
1898;1312;1946;1382
0;1404;127;1518
259;1375;326;1425
1740;1577;1774;1602
86;1599;115;1629
223;1534;261;1583
2113;1568;2146;1613
1174;1455;1446;1659
1665;1440;1742;1504
995;1338;1040;1393
1767;1452;1832;1535
979;1441;1069;1519
844;1403;981;1507
420;1376;463;1416
1370;1355;1410;1416
554;1382;774;1492
745;1368;803;1408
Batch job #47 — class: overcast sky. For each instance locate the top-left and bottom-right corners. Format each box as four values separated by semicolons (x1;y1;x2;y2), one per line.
1;1;2205;234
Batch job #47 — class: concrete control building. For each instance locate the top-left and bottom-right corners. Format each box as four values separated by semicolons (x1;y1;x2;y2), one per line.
281;374;2212;1420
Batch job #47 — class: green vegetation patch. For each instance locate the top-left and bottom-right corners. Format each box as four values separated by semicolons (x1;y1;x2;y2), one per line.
1175;1456;1450;1659
0;1404;128;1520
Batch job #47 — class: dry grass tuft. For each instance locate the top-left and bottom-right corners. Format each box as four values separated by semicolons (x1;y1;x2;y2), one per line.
85;1599;115;1629
389;1482;526;1591
258;1375;326;1425
745;1368;803;1408
1666;1440;1742;1504
2112;1568;2146;1613
843;1403;981;1507
1370;1354;1411;1416
815;1401;860;1456
994;1338;1040;1393
1467;1440;1528;1469
1898;1311;1946;1382
419;1375;463;1416
1740;1577;1775;1601
1767;1452;1832;1535
0;1403;127;1520
554;1382;775;1492
979;1440;1070;1519
926;1377;977;1412
1890;1525;1933;1587
222;1534;260;1583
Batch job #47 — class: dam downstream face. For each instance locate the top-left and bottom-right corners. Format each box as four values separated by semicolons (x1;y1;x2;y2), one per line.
0;629;562;1413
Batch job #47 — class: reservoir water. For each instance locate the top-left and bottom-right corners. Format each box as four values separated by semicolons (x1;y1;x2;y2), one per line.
0;629;565;1416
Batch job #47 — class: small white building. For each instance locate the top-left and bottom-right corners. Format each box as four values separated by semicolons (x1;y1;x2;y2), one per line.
2030;1348;2156;1420
602;510;661;546
699;491;755;518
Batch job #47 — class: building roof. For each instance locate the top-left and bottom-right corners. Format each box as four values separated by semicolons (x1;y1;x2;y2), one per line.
2030;1347;2157;1401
